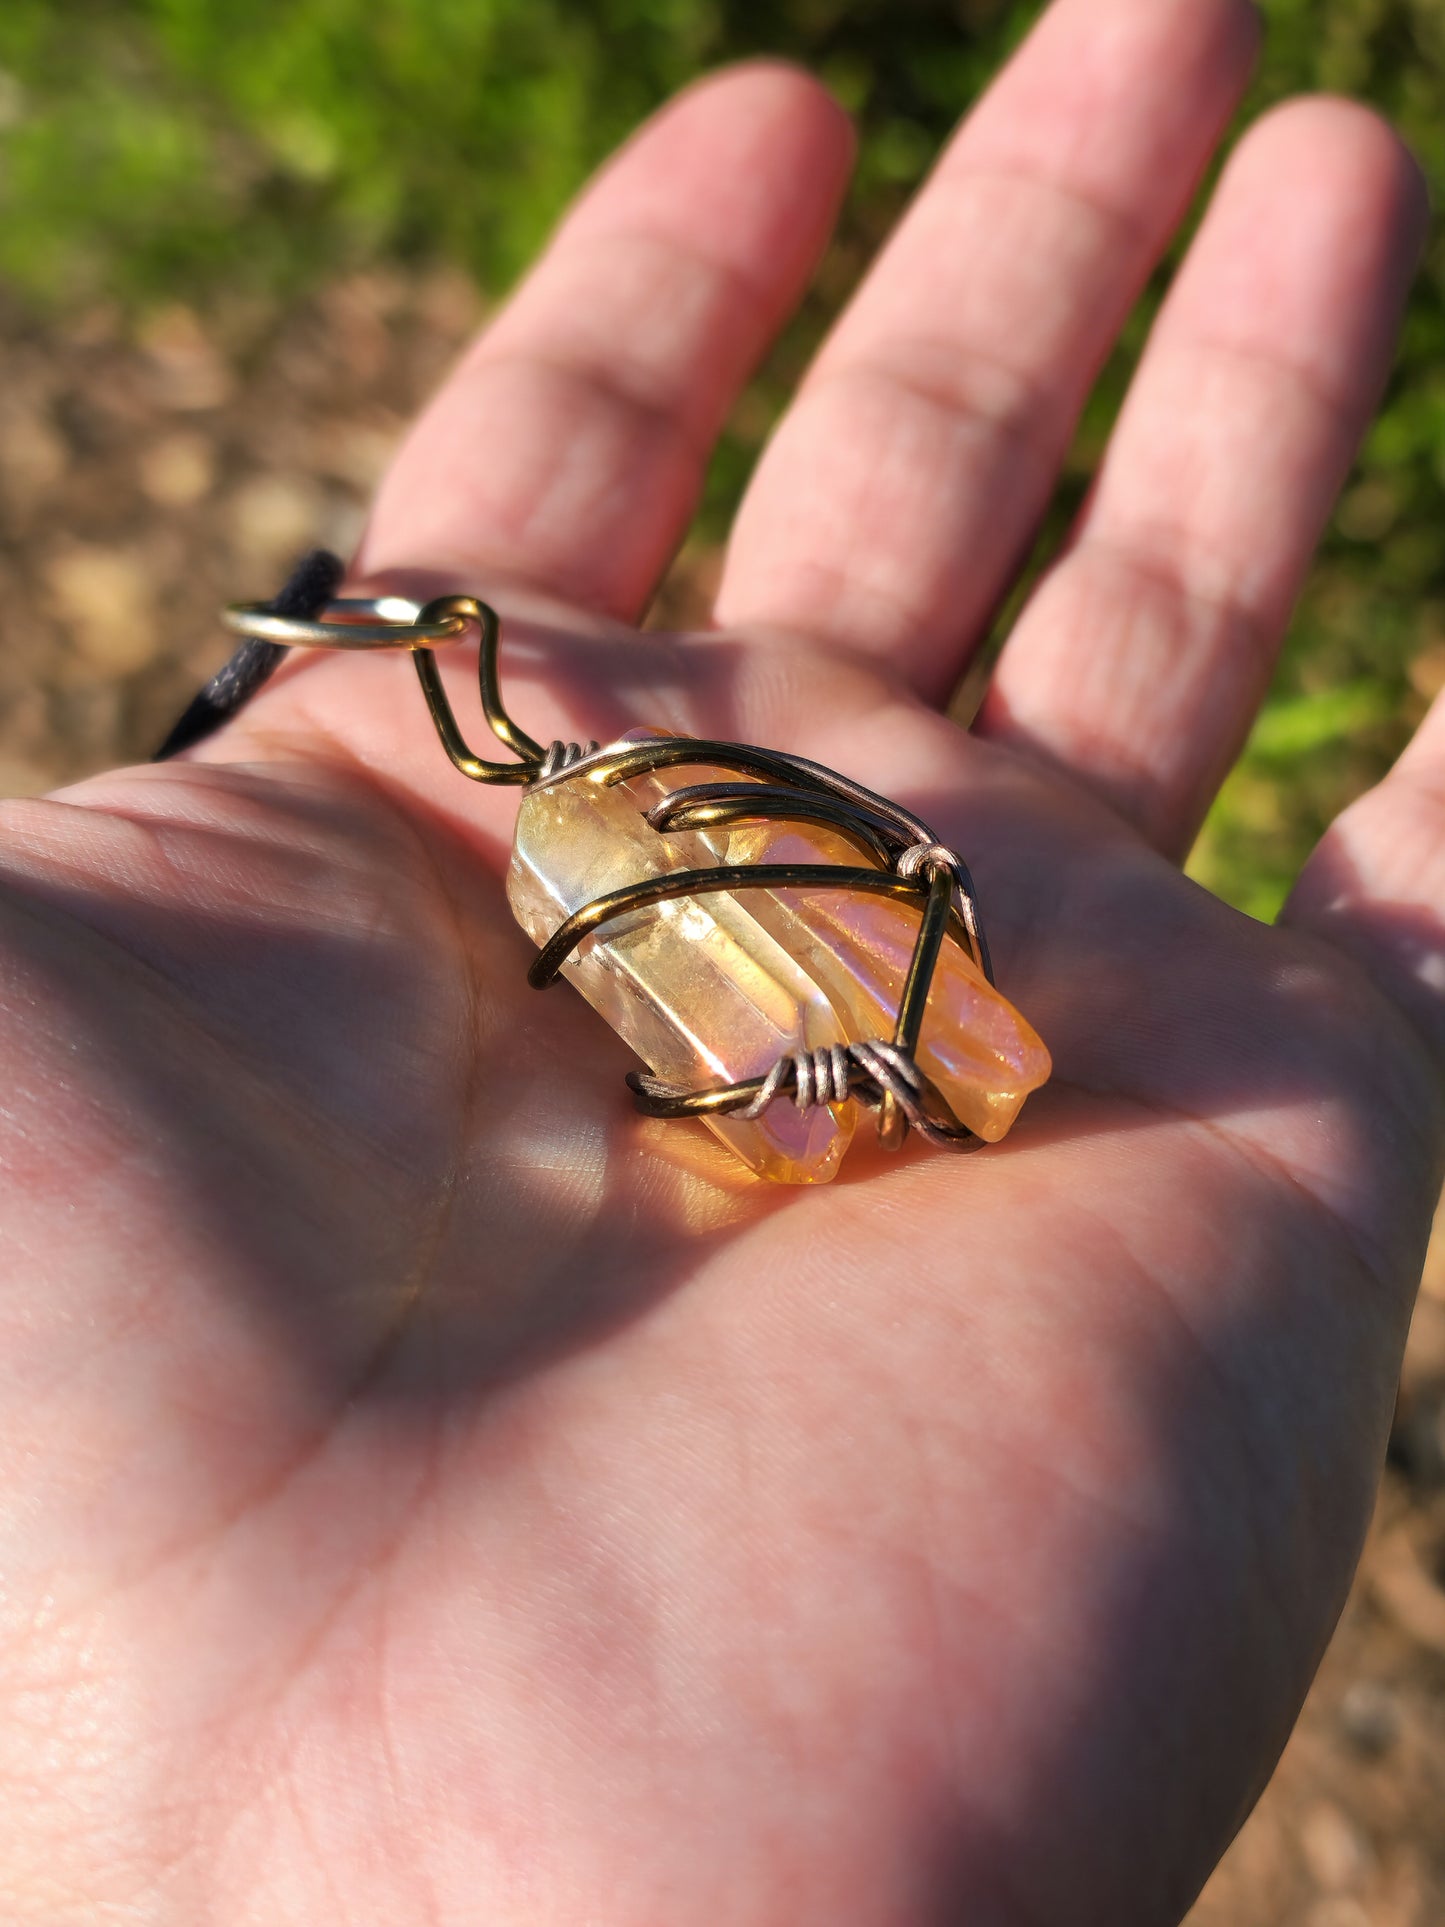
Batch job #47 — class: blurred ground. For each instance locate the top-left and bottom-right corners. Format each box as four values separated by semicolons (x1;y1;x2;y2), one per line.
2;270;1445;1927
0;269;480;789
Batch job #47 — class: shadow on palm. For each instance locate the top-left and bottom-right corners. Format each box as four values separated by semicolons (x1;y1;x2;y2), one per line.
0;625;1426;1923
2;608;1429;1424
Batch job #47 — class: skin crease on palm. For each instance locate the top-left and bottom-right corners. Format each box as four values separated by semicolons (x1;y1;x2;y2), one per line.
3;0;1445;1919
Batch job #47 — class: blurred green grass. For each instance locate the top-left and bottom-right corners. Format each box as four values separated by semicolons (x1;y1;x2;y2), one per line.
1;0;1443;918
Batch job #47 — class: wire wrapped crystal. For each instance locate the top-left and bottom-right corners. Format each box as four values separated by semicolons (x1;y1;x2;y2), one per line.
507;729;1050;1182
216;579;1053;1184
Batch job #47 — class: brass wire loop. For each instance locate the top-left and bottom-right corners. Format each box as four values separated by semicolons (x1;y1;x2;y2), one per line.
220;588;998;1154
223;596;470;649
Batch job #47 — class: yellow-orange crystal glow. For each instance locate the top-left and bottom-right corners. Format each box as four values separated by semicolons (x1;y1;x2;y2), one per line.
506;732;1050;1183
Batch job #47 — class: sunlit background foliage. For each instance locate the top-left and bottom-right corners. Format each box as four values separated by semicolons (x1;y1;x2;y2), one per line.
0;0;1442;917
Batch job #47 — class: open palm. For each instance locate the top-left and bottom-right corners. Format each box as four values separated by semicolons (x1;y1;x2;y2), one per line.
3;4;1442;1920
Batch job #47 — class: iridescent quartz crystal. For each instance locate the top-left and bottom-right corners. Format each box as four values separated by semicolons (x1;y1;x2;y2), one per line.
506;730;1050;1183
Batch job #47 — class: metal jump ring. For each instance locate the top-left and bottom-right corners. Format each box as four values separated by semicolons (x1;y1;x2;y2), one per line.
222;595;470;651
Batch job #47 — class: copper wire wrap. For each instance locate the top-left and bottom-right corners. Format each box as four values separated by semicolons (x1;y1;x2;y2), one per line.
222;589;996;1155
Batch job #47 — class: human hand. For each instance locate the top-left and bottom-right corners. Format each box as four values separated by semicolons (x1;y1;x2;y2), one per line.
0;2;1436;1920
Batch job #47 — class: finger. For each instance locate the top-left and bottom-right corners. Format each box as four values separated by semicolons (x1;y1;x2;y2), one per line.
715;0;1260;700
355;63;853;621
1286;695;1445;1071
980;99;1428;859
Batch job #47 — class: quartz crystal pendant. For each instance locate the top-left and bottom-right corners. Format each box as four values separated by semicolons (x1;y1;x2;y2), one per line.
507;730;1051;1184
212;583;1051;1185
